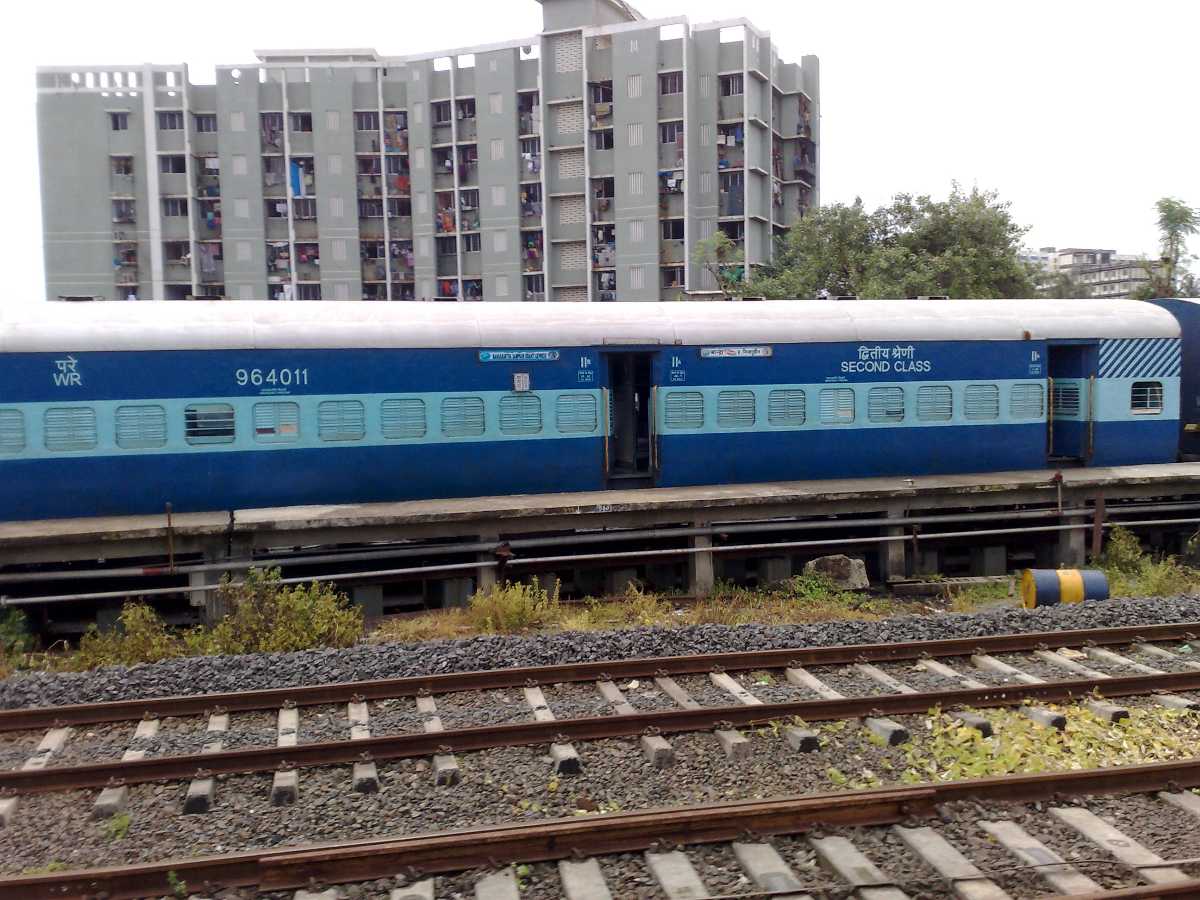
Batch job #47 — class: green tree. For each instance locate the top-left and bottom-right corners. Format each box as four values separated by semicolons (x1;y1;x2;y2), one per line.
746;185;1036;300
690;231;746;299
1134;197;1198;298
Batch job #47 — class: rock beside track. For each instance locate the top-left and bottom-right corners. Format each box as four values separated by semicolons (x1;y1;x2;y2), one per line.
2;594;1199;709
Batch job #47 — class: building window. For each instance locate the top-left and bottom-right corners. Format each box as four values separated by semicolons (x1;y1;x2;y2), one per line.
252;402;300;443
432;101;452;124
767;389;806;426
157;111;184;130
491;186;506;207
964;384;1000;420
463;233;482;252
819;388;855;424
629;172;644;195
160;155;187;174
436;235;457;256
867;387;905;423
490;138;505;161
1010;383;1045;419
626;74;643;99
359;199;384;218
162;198;189;217
1131;381;1164;414
916;385;953;421
354;111;379;131
184;403;235;445
325;110;341;131
381;399;427;439
44;407;98;452
457;98;476;120
318;400;365;441
662;266;684;288
717;390;756;428
0;410;24;454
719;74;744;96
294;198;317;219
296;283;322;300
661;219;684;240
193;113;218;133
627;122;644;146
110;112;129;131
659;72;683;95
499;394;542;435
441;396;485;437
699;75;712;98
289;112;313;132
665;392;704;430
660;121;682;144
592;129;614;151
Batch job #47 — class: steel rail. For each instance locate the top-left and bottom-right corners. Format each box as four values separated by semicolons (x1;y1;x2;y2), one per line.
1;619;1196;733
7;669;1200;795
11;757;1200;900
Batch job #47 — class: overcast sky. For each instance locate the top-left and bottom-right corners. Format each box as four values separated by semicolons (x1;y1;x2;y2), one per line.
6;0;1198;303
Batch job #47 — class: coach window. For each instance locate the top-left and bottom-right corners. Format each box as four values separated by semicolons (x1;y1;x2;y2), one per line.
867;387;904;423
115;405;168;449
318;400;366;441
819;388;855;425
44;407;98;451
555;394;598;433
500;394;543;435
184;403;236;445
916;385;953;422
252;401;300;443
381;399;427;439
767;389;806;426
717;390;756;428
1131;381;1164;414
0;409;25;454
441;396;486;437
964;384;1000;420
1009;383;1045;419
664;391;704;430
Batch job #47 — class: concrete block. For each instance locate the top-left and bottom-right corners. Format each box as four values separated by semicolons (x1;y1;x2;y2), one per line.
0;797;17;827
604;567;639;597
893;825;1009;900
550;742;582;775
183;777;215;814
864;717;910;745
1085;700;1129;723
979;820;1101;894
1019;706;1066;730
949;711;993;737
785;727;821;752
716;729;752;760
810;835;908;900
804;554;869;590
1050;806;1188;885
557;858;614;900
640;735;675;768
732;842;805;893
1154;694;1200;711
433;754;461;785
688;534;715;598
475;869;520;900
295;891;342;900
758;556;793;586
970;545;1007;577
92;785;129;819
645;850;710;899
271;770;299;806
390;880;435;900
352;761;380;793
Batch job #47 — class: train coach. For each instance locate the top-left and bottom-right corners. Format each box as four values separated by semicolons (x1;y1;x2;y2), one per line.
0;298;1189;522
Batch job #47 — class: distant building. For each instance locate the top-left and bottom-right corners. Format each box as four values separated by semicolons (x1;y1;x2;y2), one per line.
35;0;820;302
1021;246;1162;299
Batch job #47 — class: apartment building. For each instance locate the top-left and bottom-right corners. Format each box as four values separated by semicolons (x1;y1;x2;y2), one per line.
36;0;819;302
1022;246;1161;299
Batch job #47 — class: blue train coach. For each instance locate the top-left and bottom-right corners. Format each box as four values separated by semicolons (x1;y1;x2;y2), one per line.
0;299;1184;522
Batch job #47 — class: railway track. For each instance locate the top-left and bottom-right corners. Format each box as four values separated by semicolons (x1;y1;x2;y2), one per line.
8;760;1200;898
2;622;1200;803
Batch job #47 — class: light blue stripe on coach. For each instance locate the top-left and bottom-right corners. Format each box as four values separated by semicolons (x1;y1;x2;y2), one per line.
0;389;604;462
1099;338;1181;378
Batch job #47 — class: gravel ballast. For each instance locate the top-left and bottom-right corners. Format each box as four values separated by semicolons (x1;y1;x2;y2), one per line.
2;595;1199;710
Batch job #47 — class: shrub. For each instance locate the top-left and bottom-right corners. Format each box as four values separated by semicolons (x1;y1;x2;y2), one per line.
466;579;560;633
1100;526;1147;576
71;603;185;670
1100;525;1200;598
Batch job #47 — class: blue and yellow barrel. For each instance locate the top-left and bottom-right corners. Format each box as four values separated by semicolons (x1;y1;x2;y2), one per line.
1021;568;1109;609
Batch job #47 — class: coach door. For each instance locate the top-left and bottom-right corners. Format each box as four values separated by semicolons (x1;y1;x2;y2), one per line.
603;352;656;487
1047;343;1098;464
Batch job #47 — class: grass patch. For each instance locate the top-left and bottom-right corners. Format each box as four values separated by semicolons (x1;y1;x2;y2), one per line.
100;811;131;841
38;568;362;673
1101;526;1200;597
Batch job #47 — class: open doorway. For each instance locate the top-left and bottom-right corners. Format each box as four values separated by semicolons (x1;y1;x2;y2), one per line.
605;352;654;485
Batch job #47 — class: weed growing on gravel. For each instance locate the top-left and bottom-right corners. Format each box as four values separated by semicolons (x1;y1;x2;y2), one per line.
900;704;1200;783
0;609;32;677
371;608;472;643
100;811;131;841
466;579;561;633
1101;526;1200;597
54;568;362;671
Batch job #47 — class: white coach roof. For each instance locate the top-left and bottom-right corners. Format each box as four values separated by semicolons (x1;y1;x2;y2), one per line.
0;299;1180;353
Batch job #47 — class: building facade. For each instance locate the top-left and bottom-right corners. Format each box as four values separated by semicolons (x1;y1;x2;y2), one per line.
36;0;819;302
1021;246;1161;299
